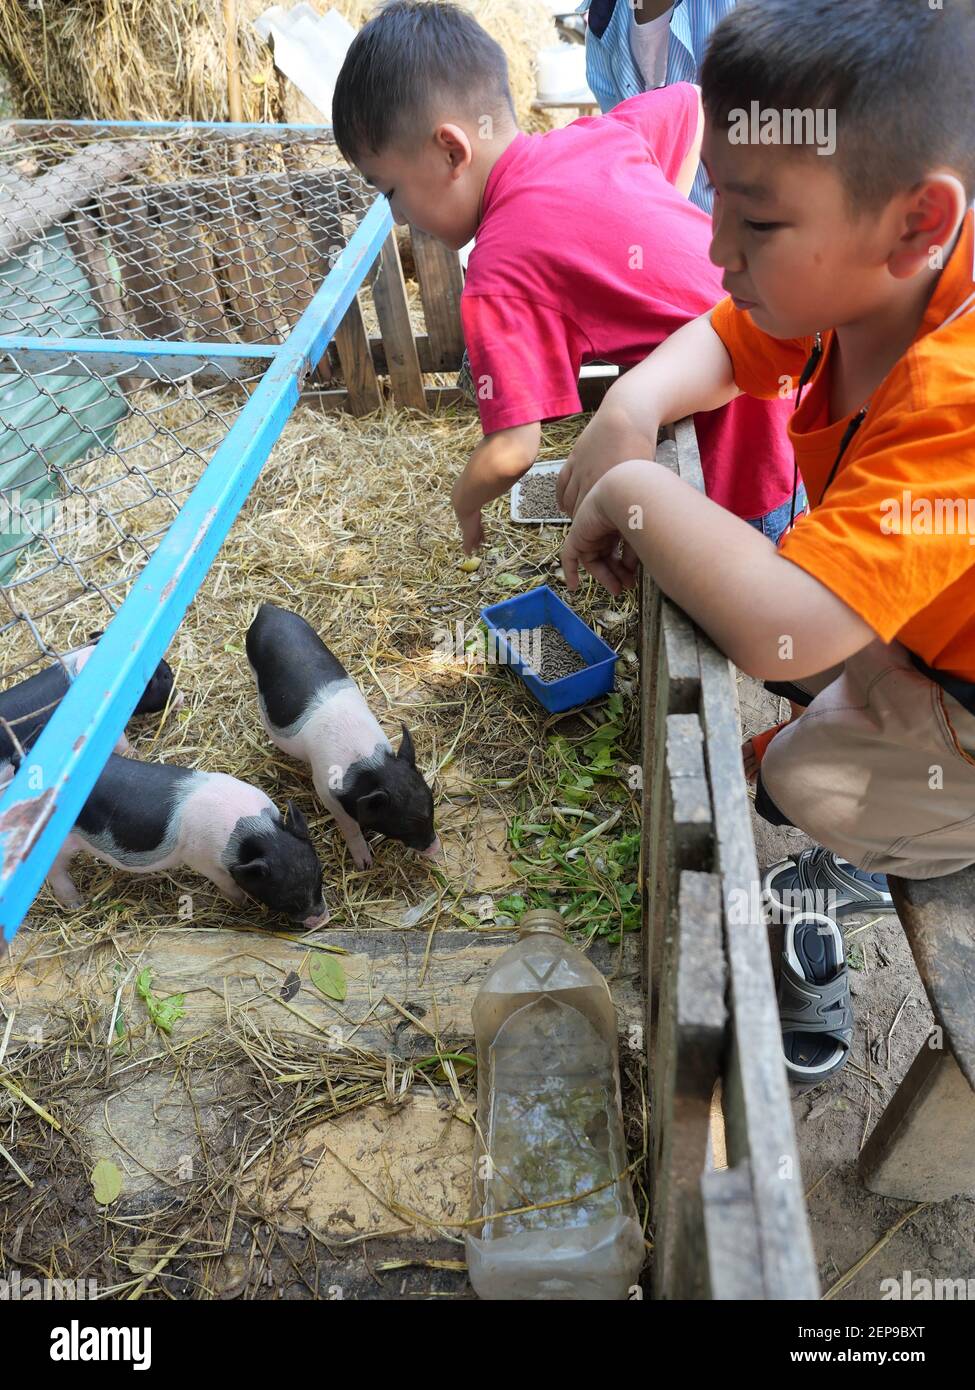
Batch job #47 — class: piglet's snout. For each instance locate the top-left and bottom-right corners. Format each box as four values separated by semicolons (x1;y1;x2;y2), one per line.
304;907;330;928
420;835;443;861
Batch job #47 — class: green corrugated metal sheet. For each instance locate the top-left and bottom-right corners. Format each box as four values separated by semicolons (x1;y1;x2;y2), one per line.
0;226;128;580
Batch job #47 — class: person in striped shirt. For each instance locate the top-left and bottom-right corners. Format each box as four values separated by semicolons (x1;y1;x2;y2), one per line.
580;0;736;212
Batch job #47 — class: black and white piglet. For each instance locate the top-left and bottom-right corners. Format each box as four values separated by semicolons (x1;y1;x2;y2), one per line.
47;753;328;927
0;641;177;785
246;603;440;869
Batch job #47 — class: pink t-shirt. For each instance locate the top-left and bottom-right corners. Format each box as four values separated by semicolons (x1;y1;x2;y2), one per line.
462;86;794;518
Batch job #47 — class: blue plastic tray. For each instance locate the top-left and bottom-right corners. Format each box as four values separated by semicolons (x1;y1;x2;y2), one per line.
480;585;617;713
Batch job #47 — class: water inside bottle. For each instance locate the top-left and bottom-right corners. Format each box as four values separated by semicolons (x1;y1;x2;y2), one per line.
481;994;628;1237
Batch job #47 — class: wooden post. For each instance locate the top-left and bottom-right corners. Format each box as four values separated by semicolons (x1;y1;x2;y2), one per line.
224;0;244;123
859;1041;975;1201
410;229;466;370
370;232;428;413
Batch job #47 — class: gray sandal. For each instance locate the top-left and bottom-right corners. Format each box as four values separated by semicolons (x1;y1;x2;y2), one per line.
778;911;853;1084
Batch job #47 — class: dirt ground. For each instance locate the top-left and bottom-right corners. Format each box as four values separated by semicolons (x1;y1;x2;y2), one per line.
738;675;975;1300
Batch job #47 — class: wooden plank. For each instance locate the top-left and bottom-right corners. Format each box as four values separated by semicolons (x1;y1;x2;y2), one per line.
99;187;183;340
152;187;233;343
250;174;317;335
698;641;819;1299
700;1162;766;1300
859;1040;975;1201
665;714;712;871
294;170;358;387
334;298;384;414
669;407;816;1296
299;385;464;413
3;926;643;1068
410;227;465;370
888;870;975;1092
670;417;706;492
371;232;427;413
64;210;131;338
202;180;278;345
646;710;712;1136
652;869;727;1299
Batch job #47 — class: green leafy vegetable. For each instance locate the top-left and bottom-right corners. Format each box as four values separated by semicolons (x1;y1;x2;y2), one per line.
136;968;186;1034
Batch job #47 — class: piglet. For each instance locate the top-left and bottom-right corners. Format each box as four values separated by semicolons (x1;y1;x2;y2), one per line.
246;603;440;869
48;753;328;928
0;641;178;782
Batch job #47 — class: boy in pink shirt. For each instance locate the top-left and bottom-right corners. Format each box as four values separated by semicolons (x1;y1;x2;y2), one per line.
332;0;797;552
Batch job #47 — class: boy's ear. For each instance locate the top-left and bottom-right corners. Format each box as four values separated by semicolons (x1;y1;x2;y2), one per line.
435;122;474;174
889;174;969;280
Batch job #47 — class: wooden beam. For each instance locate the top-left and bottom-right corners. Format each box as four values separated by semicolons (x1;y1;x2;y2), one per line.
370;232;427;413
410;228;466;370
859;1041;975;1201
223;0;244;123
889;869;975;1092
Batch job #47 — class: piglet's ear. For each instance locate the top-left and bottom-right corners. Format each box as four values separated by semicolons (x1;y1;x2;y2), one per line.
233;858;269;880
357;788;390;825
234;838;270;877
284;799;311;841
398;722;416;767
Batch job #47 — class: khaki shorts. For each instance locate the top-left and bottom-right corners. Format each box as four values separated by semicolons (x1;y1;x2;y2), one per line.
758;640;975;880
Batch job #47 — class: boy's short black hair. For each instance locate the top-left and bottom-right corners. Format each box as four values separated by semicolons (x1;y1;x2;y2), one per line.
332;1;515;164
701;0;975;210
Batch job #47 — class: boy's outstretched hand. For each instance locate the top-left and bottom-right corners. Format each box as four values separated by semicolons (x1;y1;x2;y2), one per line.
557;406;655;517
561;469;641;596
452;421;542;555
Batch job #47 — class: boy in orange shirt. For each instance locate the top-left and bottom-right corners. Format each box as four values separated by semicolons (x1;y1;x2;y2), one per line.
557;0;975;1081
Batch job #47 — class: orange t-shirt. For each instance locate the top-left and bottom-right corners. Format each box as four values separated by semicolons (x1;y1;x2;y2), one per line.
710;209;975;681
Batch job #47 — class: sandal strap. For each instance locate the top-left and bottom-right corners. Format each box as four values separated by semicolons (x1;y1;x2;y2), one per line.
778;958;854;1041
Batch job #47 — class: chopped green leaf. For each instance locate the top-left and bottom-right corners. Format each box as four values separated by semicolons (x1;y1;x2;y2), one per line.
310;952;347;1001
91;1158;123;1206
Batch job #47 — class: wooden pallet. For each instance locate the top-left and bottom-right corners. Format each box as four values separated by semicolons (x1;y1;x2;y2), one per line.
69;167;468;413
640;419;820;1299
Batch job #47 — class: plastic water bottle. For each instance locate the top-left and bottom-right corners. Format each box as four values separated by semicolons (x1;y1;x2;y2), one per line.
465;909;645;1300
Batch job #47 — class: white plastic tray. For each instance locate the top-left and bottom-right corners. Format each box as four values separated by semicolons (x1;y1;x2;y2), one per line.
510;459;571;525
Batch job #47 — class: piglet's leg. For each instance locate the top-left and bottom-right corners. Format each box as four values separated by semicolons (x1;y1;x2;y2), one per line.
48;836;85;908
327;801;373;870
198;867;249;909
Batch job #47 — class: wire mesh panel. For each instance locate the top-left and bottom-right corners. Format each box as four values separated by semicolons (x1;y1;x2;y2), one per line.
0;347;268;683
0;120;391;944
0;120;370;345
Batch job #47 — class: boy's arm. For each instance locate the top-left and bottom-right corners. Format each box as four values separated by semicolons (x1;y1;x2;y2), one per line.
558;310;740;514
452;421;542;553
674;87;705;199
562;459;875;680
